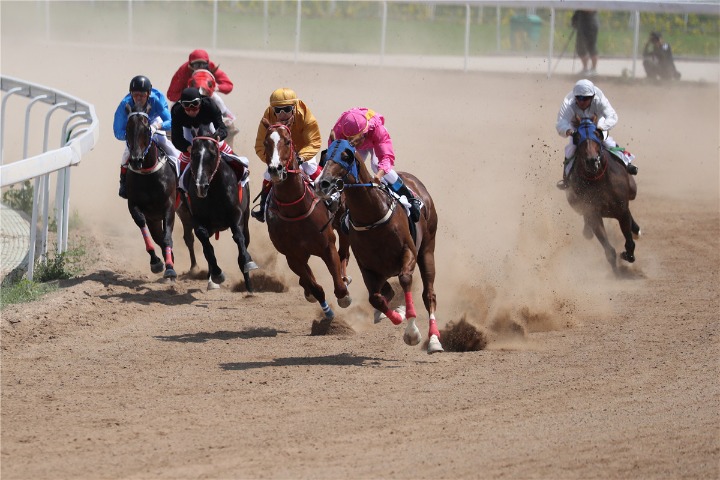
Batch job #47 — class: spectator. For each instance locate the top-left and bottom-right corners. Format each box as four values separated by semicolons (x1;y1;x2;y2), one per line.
643;32;682;81
571;10;599;76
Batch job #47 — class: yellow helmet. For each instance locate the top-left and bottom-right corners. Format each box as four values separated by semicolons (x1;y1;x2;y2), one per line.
269;87;297;106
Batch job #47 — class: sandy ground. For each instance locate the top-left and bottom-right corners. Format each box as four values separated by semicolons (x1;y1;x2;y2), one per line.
1;24;719;480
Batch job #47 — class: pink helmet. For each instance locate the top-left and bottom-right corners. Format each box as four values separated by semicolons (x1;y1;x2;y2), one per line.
340;110;369;137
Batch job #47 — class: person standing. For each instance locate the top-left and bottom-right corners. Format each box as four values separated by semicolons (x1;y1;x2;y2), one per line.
572;10;600;76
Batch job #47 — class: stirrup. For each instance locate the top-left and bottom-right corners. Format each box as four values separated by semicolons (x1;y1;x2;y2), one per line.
409;200;421;223
556;179;569;190
250;204;265;223
627;164;638;175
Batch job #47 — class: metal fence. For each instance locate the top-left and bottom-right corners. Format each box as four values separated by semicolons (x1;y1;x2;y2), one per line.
0;76;100;281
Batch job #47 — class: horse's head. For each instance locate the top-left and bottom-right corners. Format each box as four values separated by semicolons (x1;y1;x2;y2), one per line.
262;119;297;183
190;125;221;198
574;118;605;177
188;69;216;96
315;139;358;201
125;102;153;169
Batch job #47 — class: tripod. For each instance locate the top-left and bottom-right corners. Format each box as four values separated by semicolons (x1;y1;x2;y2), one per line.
552;29;576;76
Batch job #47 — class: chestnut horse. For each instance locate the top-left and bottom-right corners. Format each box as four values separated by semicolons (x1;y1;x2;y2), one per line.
181;125;257;291
125;103;196;279
315;140;443;354
565;118;641;272
261;119;352;319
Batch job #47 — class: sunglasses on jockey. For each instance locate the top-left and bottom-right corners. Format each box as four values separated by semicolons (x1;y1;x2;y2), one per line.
190;61;209;70
273;105;294;114
180;98;202;109
575;95;594;102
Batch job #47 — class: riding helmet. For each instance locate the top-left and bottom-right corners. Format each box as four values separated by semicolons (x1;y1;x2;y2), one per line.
269;87;297;106
339;109;370;137
573;79;595;97
129;75;152;93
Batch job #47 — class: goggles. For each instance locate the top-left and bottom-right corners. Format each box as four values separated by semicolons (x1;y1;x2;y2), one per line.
180;98;201;109
575;95;594;102
273;105;294;114
190;61;209;70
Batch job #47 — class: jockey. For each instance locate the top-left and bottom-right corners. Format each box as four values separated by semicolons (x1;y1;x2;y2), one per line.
167;49;233;102
556;79;638;190
187;68;240;148
251;87;323;222
170;87;249;191
113;75;180;199
330;107;421;222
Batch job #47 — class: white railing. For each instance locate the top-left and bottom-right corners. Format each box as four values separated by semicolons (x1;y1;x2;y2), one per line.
0;76;99;281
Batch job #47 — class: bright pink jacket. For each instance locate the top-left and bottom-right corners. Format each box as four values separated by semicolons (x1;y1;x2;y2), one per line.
330;108;395;173
166;49;234;102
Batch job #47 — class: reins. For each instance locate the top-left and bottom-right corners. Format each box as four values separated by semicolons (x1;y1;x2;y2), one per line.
126;111;162;173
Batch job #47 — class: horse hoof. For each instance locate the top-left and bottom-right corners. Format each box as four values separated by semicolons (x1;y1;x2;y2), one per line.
373;310;386;324
150;261;164;274
337;295;352;308
207;279;221;290
427;334;444;354
632;229;642;240
164;268;177;279
211;272;225;284
621;252;636;263
305;293;317;303
244;261;259;273
324;309;335;321
403;319;422;346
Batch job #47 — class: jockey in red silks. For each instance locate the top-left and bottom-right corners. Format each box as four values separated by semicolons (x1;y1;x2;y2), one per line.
170;87;248;192
330;107;421;222
167;49;233;102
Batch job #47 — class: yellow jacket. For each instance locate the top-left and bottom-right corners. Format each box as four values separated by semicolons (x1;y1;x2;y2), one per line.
254;99;321;164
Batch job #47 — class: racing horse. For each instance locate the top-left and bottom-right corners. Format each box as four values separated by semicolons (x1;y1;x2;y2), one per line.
181;124;257;291
315;140;443;353
124;102;190;279
261;119;352;319
564;118;641;272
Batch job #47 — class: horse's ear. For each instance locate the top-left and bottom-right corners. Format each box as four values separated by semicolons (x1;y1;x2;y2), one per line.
262;117;270;128
572;115;581;128
591;114;598;125
125;103;132;114
144;103;152;114
210;64;219;74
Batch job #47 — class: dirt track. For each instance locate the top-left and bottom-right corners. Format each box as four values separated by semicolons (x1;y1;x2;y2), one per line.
1;35;719;479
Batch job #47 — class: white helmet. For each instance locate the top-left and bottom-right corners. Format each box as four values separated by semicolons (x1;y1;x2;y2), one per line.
573;79;595;97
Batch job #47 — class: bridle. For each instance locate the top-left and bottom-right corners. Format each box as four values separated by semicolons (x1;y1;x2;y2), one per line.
126;111;163;174
322;139;396;231
267;124;320;222
575;120;608;181
191;135;221;184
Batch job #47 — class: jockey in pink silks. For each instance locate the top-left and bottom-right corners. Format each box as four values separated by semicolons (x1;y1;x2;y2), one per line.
330;108;421;222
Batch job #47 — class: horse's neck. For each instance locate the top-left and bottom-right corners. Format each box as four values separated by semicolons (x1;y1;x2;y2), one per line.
273;167;309;204
344;157;390;222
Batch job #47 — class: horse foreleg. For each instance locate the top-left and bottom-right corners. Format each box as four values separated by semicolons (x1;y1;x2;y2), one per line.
320;243;351;309
230;222;258;293
361;269;402;325
618;211;636;264
177;203;198;271
288;256;334;319
161;209;177;280
129;204;162;274
337;231;352;286
195;225;224;286
417;239;443;354
587;214;617;270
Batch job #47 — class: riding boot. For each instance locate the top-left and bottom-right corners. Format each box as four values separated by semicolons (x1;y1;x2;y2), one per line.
251;180;272;223
391;179;421;223
556;170;570;190
626;164;638;175
119;167;128;199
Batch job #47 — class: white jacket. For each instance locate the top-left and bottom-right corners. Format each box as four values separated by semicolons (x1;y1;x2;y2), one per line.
556;86;618;137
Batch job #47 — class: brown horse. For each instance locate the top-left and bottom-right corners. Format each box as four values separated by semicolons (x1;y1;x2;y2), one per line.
565;118;641;272
261;119;352;319
315;139;443;354
125;103;197;279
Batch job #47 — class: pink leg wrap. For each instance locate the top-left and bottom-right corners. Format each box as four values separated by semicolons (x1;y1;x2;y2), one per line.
428;314;441;338
164;246;173;268
404;292;417;319
385;309;403;325
141;226;154;252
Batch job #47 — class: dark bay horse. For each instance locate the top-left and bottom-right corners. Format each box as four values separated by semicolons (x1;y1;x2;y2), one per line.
565;118;641;271
261;119;352;319
182;125;257;291
315;140;443;353
125;103;192;279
